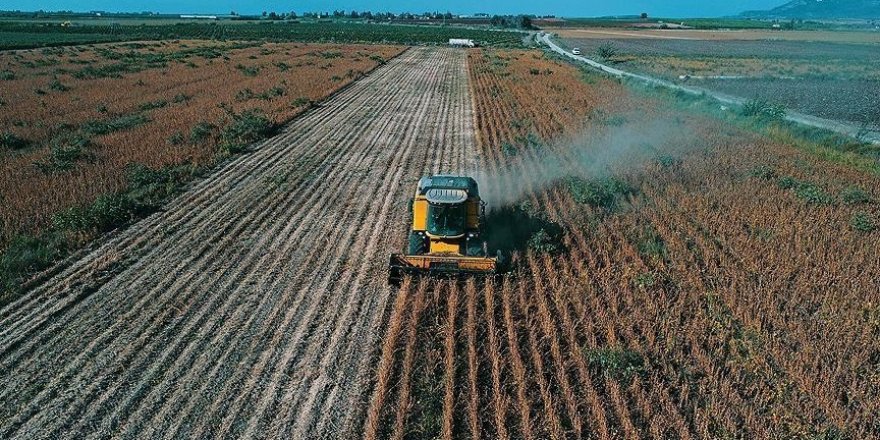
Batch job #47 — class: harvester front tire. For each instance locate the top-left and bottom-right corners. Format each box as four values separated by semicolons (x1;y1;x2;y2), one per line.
388;255;403;286
408;232;427;255
466;240;485;257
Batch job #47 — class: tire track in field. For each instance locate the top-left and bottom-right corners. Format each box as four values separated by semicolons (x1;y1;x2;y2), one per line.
86;52;433;439
0;47;477;439
178;50;444;440
121;56;433;440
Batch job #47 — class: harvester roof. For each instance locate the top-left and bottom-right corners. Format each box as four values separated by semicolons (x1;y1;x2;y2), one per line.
425;188;468;204
418;175;479;204
417;175;478;195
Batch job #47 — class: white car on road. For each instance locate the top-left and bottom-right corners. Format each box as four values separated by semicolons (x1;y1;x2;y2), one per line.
571;48;581;55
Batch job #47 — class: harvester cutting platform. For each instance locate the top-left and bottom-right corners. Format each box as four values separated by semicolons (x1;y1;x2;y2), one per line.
388;175;497;285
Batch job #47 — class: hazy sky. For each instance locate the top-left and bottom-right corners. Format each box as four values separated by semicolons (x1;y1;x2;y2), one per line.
5;1;789;18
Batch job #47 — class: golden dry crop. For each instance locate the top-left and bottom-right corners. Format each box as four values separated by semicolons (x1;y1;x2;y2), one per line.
0;40;403;249
365;49;880;439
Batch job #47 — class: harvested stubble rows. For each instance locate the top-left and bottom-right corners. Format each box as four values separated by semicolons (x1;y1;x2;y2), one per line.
0;47;480;439
366;50;880;439
0;40;403;248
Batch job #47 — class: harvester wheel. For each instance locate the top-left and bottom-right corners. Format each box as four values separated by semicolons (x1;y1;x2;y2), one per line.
495;250;507;272
388;267;402;286
466;239;485;257
408;232;427;255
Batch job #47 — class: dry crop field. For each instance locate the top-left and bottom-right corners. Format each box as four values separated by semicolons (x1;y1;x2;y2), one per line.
0;40;403;250
0;47;479;438
365;49;880;438
1;41;879;440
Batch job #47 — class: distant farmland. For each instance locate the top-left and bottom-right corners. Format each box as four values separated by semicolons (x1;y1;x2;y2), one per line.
0;20;525;50
556;30;880;131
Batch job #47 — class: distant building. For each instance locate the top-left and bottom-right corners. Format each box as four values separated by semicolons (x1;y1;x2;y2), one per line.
180;14;219;19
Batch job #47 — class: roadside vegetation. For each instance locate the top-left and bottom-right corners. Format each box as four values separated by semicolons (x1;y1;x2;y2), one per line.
538;16;851;30
625;80;880;175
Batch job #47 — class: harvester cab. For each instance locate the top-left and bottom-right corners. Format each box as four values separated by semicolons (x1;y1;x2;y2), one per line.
388;175;497;285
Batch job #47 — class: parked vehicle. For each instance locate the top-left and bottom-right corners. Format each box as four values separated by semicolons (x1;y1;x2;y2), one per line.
448;38;476;48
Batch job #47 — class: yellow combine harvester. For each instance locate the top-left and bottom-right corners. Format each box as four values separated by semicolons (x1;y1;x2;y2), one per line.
388;175;498;285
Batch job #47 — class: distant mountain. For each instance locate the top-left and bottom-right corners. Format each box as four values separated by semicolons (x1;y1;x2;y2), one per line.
741;0;880;19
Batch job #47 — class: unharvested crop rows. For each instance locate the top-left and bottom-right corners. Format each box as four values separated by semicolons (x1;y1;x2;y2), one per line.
366;50;880;438
0;41;403;247
0;46;479;439
467;49;631;151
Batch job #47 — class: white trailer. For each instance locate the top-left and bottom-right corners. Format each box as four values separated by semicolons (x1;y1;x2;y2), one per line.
448;38;476;48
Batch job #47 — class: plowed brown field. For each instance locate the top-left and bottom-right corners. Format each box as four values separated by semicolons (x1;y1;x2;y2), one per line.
0;47;479;439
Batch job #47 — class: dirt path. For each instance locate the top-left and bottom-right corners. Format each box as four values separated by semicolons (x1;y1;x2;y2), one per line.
0;46;479;439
